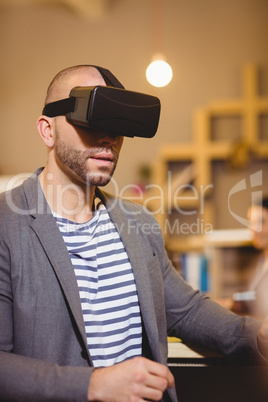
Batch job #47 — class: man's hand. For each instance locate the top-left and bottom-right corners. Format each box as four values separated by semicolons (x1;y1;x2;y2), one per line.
257;315;268;358
88;356;175;402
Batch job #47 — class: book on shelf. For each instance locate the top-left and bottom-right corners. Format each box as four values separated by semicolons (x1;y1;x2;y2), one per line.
181;252;209;292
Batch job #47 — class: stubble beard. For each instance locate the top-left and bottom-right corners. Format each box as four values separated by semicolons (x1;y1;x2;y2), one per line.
54;133;118;187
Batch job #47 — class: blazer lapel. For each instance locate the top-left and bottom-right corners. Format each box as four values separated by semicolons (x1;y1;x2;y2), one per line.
123;232;161;362
22;173;89;357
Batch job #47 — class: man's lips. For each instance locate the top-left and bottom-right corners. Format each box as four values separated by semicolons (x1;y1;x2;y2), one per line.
92;152;114;161
89;153;115;166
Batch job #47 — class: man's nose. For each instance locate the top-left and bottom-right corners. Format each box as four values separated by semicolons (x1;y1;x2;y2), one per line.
97;132;119;146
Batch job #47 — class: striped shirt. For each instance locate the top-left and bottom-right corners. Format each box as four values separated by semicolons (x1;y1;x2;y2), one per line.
53;198;142;367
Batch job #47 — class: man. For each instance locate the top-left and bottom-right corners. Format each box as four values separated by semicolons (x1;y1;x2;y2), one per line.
0;64;268;402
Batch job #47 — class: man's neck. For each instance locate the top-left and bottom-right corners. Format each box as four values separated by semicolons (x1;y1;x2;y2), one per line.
39;166;96;223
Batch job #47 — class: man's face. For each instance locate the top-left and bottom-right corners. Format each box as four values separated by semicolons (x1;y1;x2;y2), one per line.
53;124;123;187
248;205;268;251
51;70;124;187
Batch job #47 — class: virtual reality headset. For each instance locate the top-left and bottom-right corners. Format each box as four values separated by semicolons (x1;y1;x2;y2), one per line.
42;85;161;138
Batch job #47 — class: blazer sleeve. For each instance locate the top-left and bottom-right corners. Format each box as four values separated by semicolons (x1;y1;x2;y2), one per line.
0;351;92;402
140;208;263;359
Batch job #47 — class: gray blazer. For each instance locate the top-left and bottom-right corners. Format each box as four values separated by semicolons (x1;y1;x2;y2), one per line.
0;170;262;402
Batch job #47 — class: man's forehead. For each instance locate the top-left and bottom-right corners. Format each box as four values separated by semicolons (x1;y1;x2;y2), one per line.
59;69;106;99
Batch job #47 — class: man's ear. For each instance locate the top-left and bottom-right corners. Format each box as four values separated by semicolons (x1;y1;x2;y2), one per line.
37;116;55;148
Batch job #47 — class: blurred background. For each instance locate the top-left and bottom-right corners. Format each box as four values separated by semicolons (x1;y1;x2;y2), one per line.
1;0;268;303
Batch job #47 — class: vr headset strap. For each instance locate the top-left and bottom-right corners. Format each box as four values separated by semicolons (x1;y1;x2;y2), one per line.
90;65;125;89
42;97;75;117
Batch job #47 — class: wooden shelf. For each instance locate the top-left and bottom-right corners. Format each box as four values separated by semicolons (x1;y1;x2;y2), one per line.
150;65;268;242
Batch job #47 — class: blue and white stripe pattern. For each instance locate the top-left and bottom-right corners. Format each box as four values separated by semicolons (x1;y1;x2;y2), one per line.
53;198;142;367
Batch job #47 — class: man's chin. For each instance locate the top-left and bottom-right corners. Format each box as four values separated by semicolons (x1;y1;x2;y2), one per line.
97;179;112;187
85;172;112;187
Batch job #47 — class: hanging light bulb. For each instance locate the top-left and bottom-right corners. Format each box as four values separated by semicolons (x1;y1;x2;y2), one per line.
146;0;173;87
146;55;173;87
